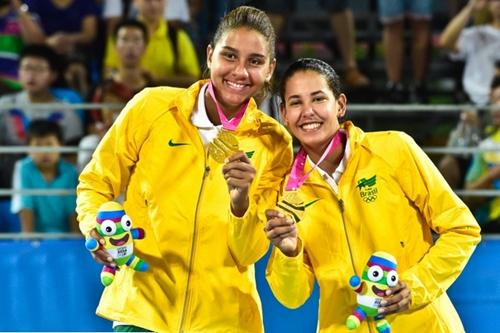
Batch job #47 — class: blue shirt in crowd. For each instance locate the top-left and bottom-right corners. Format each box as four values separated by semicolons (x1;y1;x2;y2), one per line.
11;157;78;233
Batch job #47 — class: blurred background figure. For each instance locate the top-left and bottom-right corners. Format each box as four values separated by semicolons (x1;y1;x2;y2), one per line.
24;0;100;98
0;45;83;145
230;0;370;88
0;45;83;233
103;0;200;87
11;119;78;233
0;0;44;94
463;76;500;232
378;0;433;103
438;0;500;189
78;18;150;172
440;0;500;106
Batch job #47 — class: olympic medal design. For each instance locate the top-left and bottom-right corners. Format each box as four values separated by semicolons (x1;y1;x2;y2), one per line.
208;130;239;163
277;190;305;223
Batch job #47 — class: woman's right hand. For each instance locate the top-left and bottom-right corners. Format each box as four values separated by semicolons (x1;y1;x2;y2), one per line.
87;229;116;267
264;209;299;257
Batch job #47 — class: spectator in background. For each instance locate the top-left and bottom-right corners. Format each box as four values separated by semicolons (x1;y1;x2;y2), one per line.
11;119;78;233
438;0;500;189
464;76;500;232
322;0;370;88
440;0;500;106
378;0;432;103
0;0;44;94
103;0;191;33
0;45;83;231
233;0;370;88
25;0;100;97
0;44;83;146
438;108;481;189
104;0;200;87
78;19;150;172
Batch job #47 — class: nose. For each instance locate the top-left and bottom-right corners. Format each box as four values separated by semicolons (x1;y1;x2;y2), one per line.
232;60;248;78
302;101;315;115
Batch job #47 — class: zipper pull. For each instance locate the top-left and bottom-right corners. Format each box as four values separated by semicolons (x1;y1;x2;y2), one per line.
338;198;344;213
204;166;210;177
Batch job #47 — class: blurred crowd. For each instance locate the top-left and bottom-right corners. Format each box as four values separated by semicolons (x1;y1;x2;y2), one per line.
0;0;499;233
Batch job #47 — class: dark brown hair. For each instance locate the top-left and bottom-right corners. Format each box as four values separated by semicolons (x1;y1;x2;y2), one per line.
205;6;276;100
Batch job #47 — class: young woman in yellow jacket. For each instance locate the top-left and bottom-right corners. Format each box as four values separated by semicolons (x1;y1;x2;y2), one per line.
76;6;293;332
264;58;481;333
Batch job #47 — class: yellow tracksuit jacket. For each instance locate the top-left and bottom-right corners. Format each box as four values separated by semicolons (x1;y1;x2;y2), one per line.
77;81;293;332
266;122;481;333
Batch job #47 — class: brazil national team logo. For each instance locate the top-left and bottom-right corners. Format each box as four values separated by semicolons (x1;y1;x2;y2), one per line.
357;175;378;203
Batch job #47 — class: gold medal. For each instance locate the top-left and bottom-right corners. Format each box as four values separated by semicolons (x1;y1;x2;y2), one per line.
277;190;305;223
208;129;239;163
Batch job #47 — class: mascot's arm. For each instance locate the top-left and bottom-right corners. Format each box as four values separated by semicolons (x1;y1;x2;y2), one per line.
349;275;364;294
131;228;145;240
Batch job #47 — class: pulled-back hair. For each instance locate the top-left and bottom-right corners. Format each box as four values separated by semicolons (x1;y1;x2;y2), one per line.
279;58;343;101
211;6;276;60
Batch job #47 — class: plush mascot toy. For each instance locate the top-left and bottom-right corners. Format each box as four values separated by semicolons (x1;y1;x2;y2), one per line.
346;251;398;333
85;201;148;286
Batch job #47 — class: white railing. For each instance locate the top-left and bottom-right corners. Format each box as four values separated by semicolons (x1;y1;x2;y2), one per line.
1;102;499;199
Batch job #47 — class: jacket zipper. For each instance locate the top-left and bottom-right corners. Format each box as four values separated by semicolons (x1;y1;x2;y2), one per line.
178;164;211;332
338;198;374;333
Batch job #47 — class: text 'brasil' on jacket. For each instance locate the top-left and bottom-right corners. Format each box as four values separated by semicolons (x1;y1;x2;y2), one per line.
266;122;481;333
77;80;293;332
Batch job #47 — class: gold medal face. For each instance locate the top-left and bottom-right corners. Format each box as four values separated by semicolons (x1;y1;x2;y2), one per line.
277;191;305;223
208;130;239;163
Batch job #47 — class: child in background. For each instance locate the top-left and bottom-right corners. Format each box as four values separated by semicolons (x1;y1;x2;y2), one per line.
464;76;500;232
11;119;78;233
0;44;84;145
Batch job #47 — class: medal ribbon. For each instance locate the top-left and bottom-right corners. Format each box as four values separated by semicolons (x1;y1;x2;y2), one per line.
206;81;249;131
286;130;346;191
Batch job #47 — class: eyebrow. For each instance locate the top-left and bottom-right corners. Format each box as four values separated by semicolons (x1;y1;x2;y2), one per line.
287;90;324;101
220;46;266;59
311;90;325;96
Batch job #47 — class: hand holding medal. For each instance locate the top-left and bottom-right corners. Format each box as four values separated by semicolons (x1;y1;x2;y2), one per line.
266;130;346;256
206;82;256;216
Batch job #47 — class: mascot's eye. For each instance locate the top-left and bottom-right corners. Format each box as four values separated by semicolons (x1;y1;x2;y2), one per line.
100;220;117;236
121;214;132;231
386;270;399;287
367;265;383;282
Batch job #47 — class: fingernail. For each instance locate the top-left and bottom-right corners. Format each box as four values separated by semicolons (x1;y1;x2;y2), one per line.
107;257;113;262
378;308;385;314
380;300;387;306
385;290;392;296
278;212;285;217
99;239;105;245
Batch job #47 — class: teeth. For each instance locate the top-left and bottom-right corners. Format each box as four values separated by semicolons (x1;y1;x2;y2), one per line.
302;123;321;130
226;80;246;89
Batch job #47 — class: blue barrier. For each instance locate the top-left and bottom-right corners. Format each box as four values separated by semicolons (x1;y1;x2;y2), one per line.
0;236;498;332
0;239;108;331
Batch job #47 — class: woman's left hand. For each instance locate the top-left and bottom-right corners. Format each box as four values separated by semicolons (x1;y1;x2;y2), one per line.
222;151;255;217
378;281;411;315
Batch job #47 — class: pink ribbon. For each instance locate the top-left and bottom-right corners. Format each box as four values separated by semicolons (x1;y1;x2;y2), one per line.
206;82;249;131
286;130;346;191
